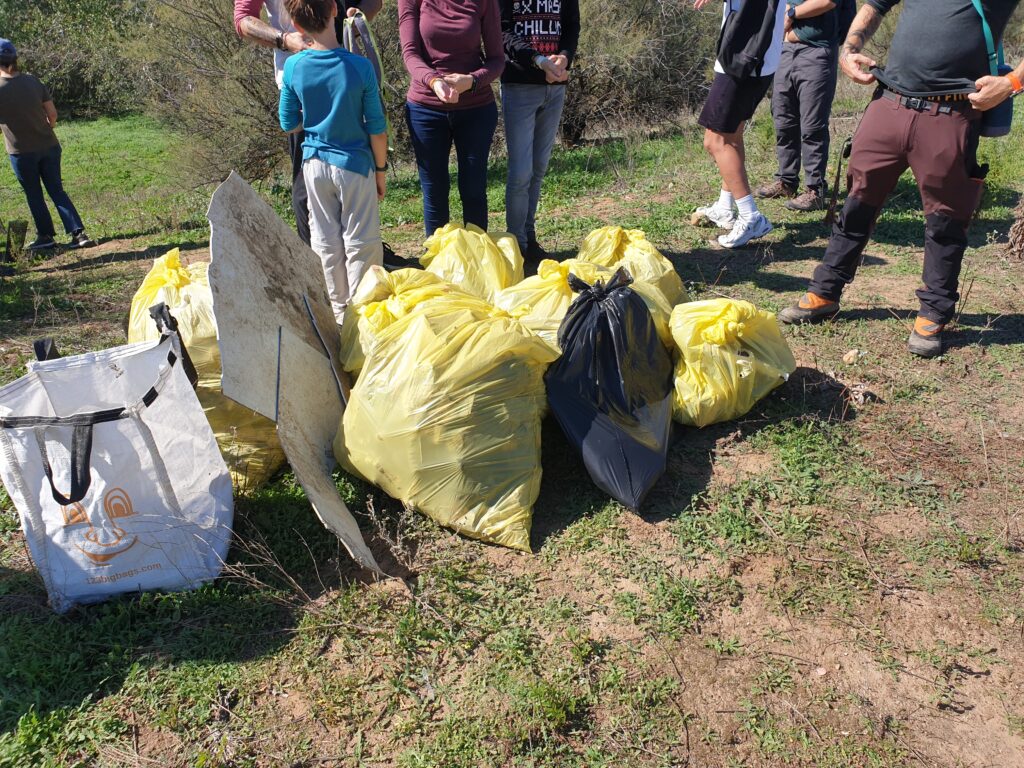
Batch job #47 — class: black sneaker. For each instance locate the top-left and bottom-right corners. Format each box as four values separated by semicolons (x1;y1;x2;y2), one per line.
26;236;56;251
69;230;96;249
525;239;549;262
381;241;420;272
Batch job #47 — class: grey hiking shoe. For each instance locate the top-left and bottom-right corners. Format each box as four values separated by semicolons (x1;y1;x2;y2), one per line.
754;180;797;199
908;318;945;358
785;187;827;212
777;293;840;324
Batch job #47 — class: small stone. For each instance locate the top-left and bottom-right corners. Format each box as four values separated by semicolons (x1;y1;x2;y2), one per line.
842;349;860;365
815;666;827;676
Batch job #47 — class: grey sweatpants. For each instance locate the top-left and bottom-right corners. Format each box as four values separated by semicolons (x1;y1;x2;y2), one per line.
770;41;838;191
303;157;383;322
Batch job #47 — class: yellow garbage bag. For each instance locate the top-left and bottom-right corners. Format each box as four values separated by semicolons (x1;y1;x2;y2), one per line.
334;294;558;551
576;226;688;346
670;299;797;428
420;223;524;303
493;258;611;350
338;266;476;374
128;249;286;490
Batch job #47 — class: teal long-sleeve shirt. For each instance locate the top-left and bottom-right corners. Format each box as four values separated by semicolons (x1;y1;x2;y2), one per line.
279;47;386;176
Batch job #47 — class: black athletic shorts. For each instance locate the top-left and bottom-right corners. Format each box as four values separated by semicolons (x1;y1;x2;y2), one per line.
698;72;774;133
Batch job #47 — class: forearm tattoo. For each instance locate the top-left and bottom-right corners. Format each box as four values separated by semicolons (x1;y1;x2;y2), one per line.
841;7;882;58
239;16;281;46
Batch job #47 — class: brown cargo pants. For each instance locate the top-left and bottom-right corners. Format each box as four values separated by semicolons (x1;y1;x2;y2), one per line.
808;89;987;324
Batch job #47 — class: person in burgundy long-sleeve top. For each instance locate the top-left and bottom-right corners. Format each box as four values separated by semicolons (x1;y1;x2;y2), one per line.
398;0;504;235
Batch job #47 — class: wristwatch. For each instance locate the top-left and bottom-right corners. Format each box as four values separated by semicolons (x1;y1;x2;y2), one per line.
275;32;285;50
786;6;797;19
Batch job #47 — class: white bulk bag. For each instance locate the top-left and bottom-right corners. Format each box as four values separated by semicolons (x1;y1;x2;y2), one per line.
0;331;233;613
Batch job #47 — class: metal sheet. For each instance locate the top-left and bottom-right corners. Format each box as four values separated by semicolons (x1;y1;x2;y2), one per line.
276;326;380;572
206;172;379;573
206;172;343;420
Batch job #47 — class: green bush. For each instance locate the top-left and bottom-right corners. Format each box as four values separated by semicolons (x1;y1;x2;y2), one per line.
0;0;147;117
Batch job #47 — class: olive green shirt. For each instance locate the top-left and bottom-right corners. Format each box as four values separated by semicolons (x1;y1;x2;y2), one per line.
0;73;59;155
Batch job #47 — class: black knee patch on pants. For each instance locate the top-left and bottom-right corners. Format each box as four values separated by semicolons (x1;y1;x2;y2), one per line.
835;195;878;241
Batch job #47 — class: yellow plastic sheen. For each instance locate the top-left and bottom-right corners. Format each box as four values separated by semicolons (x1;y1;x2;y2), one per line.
128;249;286;490
420;223;525;303
670;299;797;428
338;266;478;374
334;292;558;551
576;226;688;346
493;258;610;349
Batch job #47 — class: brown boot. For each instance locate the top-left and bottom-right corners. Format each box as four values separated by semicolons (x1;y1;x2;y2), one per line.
785;186;827;212
777;292;840;324
754;180;797;199
907;316;946;358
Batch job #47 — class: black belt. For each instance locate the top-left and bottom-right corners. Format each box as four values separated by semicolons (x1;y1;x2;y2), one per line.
879;87;975;114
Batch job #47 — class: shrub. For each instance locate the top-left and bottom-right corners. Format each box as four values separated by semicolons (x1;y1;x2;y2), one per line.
0;0;147;117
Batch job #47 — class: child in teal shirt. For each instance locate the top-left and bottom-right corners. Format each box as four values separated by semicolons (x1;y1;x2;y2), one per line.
279;0;388;322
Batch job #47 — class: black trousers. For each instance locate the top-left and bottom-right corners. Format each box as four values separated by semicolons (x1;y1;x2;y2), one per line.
288;131;312;247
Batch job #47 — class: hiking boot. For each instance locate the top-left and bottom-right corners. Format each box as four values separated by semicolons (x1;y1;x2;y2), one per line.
382;241;419;271
754;180;797;199
26;235;56;251
907;316;945;358
691;203;736;229
777;292;840;324
525;239;549;262
718;212;772;249
785;187;827;212
68;230;96;249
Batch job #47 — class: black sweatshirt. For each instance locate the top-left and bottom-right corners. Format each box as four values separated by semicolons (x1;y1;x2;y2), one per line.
868;0;1019;95
500;0;581;85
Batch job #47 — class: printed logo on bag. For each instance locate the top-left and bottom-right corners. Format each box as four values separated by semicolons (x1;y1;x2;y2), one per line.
62;488;138;565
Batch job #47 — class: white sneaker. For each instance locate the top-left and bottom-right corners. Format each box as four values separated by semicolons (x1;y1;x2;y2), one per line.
691;203;736;229
717;213;773;249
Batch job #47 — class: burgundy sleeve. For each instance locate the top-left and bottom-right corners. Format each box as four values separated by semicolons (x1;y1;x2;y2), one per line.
398;0;440;91
471;0;505;86
234;0;264;36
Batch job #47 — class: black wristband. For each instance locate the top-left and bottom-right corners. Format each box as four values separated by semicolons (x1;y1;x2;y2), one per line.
375;165;387;172
275;33;285;50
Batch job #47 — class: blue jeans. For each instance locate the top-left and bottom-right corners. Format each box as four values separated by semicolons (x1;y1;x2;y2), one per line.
9;144;84;239
502;84;566;250
405;100;498;236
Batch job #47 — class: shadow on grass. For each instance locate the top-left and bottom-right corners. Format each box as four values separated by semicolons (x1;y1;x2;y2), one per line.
530;365;858;546
43;240;209;273
0;473;366;737
835;308;1024;350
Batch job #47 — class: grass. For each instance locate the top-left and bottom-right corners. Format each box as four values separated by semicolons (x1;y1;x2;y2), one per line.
1;100;1023;767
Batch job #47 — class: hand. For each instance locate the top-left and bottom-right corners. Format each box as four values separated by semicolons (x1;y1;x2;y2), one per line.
375;171;386;201
840;50;877;85
693;0;713;9
968;75;1013;111
282;31;309;53
443;73;475;94
539;58;568;83
347;6;359;16
431;78;460;104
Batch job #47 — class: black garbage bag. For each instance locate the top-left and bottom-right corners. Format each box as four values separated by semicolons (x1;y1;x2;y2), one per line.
545;267;675;510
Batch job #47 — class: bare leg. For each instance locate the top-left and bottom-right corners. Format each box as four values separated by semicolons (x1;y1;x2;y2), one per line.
704;124;751;199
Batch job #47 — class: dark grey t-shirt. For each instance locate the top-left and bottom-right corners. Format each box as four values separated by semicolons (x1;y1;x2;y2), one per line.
867;0;1019;95
792;0;841;48
0;73;58;155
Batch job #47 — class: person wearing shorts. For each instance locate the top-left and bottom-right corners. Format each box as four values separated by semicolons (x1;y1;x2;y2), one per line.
692;0;787;248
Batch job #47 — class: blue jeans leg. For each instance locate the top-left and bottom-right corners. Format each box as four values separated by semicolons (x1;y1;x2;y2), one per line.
502;84;566;248
406;101;453;236
9;151;56;238
452;101;497;232
38;145;84;235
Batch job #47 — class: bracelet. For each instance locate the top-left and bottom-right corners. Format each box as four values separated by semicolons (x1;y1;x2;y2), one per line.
375;165;387;172
1007;72;1024;95
470;75;478;92
275;32;285;50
